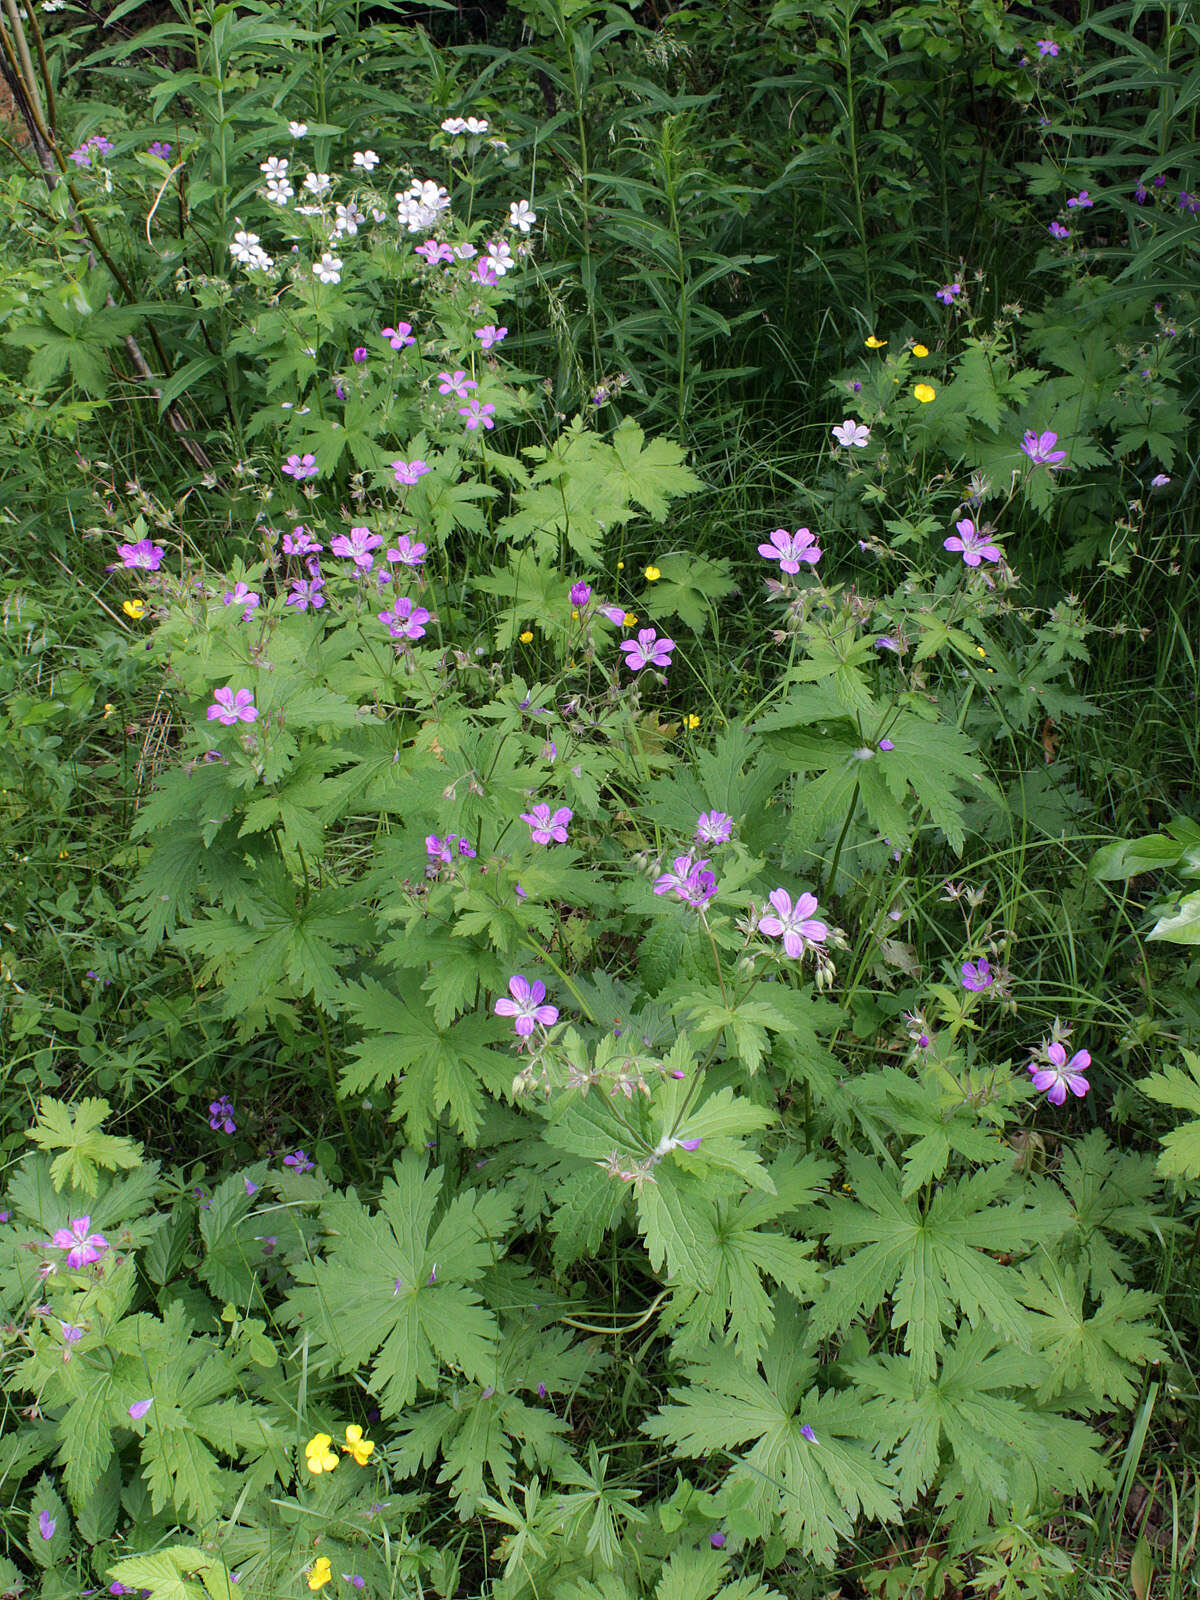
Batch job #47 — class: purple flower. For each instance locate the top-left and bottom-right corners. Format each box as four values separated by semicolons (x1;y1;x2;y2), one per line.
343;1580;366;1592
392;458;430;487
960;959;993;992
352;346;368;364
570;581;593;607
599;605;628;625
475;325;508;350
50;1216;109;1269
936;282;962;305
39;1510;56;1540
1020;429;1067;469
283;525;322;556
1048;221;1070;239
695;811;733;845
1066;190;1092;208
654;854;718;908
287;575;325;611
438;369;477;399
494;974;559;1036
878;738;894;751
521;804;572;844
387;534;427;567
943;518;1001;567
426;834;458;864
59;1321;85;1347
283;1149;315;1174
148;141;172;160
875;635;900;653
471;260;499;287
758;527;822;574
759;889;828;957
244;1178;259;1195
1135;184;1148;204
459;399;496;431
282;453;318;481
800;1424;817;1442
458;837;477;858
208;1096;236;1134
1179;191;1200;213
116;538;164;571
710;1532;725;1549
207;687;258;726
619;629;675;672
331;525;383;569
1029;1042;1091;1105
128;1398;154;1419
1151;473;1171;488
382;323;415;349
223;581;261;620
379;597;432;641
1036;39;1059;56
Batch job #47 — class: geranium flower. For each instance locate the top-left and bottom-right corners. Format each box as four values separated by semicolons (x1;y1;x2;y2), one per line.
831;419;870;448
392;458;430;486
494;975;559;1035
116;538;164;570
695;811;733;844
207;687;258;725
284;1149;315;1174
283;526;322;556
286;576;325;611
960;959;993;991
1066;190;1092;208
39;1511;56;1540
387;535;427;567
619;628;675;671
1020;429;1067;468
475;325;507;350
1036;38;1059;55
509;200;537;231
382;323;416;349
331;526;383;569
378;597;431;640
936;282;962;305
312;252;342;284
415;238;452;265
757;527;822;574
1048;221;1070;239
943;518;1001;566
459;399;496;430
1028;1042;1091;1105
654;854;718;908
521;803;572;844
282;453;318;481
208;1096;236;1133
50;1216;109;1268
438;369;477;398
759;889;827;957
223;582;260;619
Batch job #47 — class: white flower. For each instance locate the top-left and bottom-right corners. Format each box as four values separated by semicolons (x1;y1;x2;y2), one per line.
43;0;68;12
260;156;288;179
229;225;272;269
264;177;293;205
486;239;515;276
370;207;387;223
313;252;343;284
352;149;380;171
463;116;489;134
440;117;467;134
508;199;537;233
395;178;451;233
333;202;365;237
831;419;871;448
288;121;308;138
303;171;332;197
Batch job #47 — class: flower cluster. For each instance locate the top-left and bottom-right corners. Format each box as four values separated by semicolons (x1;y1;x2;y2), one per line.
304;1424;375;1476
654;854;718;908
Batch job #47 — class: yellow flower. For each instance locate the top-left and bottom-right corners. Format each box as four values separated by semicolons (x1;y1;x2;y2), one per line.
912;343;929;357
643;565;661;582
622;612;638;627
913;384;936;403
682;714;700;730
122;599;147;621
571;609;580;620
975;646;987;658
342;1424;374;1465
865;336;887;349
518;631;533;644
102;703;115;718
616;560;624;570
304;1433;338;1475
307;1558;332;1591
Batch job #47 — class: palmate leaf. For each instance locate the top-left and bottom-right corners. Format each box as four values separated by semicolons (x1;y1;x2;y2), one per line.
1139;1050;1200;1178
645;1297;899;1566
1021;1263;1165;1408
809;1158;1068;1380
27;1097;142;1195
1050;1128;1166;1292
283;1156;514;1415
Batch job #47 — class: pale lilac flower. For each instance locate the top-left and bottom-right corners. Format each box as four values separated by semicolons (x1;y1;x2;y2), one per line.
619;629;675;671
440;116;467;134
438;369;477;400
521;804;572;844
148;141;172;160
1020;429;1067;468
392;458;430;486
223;582;261;620
116;538;164;571
486;240;515;276
454;242;477;260
288;121;308;138
831;419;871;448
333;203;365;238
1029;1042;1091;1105
50;1216;109;1268
282;526;322;556
476;325;508;350
875;635;900;652
303;171;332;197
800;1424;817;1442
379;597;431;641
426;835;455;864
343;1580;366;1592
416;240;455;265
494;975;559;1036
471;260;499;287
1048;221;1070;239
1151;473;1171;488
943;518;1001;566
382;323;416;350
286;575;325;611
352;149;379;171
600;605;628;625
331;526;383;569
207;687;258;725
1066;190;1092;208
396;178;450;232
459;399;496;431
208;1096;236;1133
283;1149;315;1174
313;252;342;285
128;1398;153;1419
654;854;718;908
695;811;733;845
387;535;427;567
509;200;537;232
59;1321;85;1350
1135;184;1148;204
878;738;894;751
1036;39;1058;55
960;959;993;991
936;282;962;305
244;1178;259;1195
759;889;827;957
39;1511;55;1540
758;527;822;574
283;453;318;481
570;581;592;607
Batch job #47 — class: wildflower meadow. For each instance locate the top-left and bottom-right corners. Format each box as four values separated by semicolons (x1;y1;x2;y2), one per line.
0;0;1197;1597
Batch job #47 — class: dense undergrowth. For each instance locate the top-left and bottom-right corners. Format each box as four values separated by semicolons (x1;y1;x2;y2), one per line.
0;1;1198;1597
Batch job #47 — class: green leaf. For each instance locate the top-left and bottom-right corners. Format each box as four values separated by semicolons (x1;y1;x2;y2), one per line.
1139;1050;1200;1178
27;1097;142;1194
1022;1264;1165;1407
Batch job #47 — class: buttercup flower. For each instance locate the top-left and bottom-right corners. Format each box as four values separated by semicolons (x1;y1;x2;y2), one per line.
758;527;822;574
1020;429;1067;468
865;335;887;349
913;384;936;403
759;889;827;956
912;343;929;357
960;959;993;991
519;630;533;643
122;599;147;621
521;804;572;844
943;518;1001;566
308;1558;333;1591
1029;1041;1091;1105
644;565;661;582
494;975;559;1035
50;1216;109;1268
620;628;675;672
207;687;257;726
831;420;870;448
343;1424;375;1464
